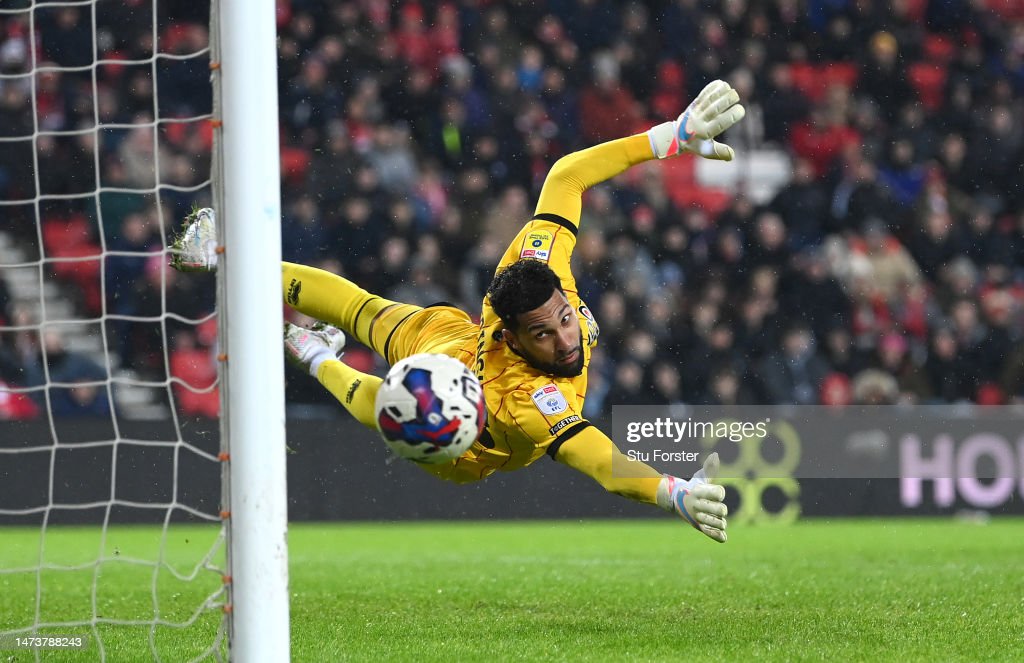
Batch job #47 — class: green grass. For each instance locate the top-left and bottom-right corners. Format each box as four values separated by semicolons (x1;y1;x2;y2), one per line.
1;519;1022;661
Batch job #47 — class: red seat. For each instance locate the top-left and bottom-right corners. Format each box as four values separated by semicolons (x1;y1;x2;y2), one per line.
819;62;859;90
984;0;1024;19
170;348;220;418
42;214;93;254
787;62;858;104
164;120;214;152
922;34;956;63
903;0;927;20
788;62;821;102
43;215;102;314
673;187;732;219
659;154;696;205
909;62;948;111
50;244;103;315
280;146;311;185
160;23;191;53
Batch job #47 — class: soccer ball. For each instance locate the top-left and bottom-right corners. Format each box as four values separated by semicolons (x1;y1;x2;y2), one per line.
374;353;486;464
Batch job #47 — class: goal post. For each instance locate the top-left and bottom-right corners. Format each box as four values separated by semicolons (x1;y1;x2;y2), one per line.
0;0;290;659
213;0;291;660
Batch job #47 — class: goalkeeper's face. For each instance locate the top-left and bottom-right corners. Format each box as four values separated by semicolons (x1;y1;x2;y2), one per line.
504;290;585;378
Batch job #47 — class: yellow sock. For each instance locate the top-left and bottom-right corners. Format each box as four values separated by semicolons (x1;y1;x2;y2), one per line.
281;261;420;358
315;359;382;430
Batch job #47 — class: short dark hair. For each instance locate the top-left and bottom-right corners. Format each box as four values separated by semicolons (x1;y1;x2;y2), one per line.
487;259;563;330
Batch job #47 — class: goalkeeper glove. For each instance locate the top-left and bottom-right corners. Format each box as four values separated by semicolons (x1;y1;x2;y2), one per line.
657;452;729;543
647;79;746;161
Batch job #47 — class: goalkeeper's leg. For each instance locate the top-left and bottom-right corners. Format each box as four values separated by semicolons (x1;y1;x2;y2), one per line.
283;322;380;428
281;262;478;365
169;209;423;359
281;261;422;361
279;264;478;426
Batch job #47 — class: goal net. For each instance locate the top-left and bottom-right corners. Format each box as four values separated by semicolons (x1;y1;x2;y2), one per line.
0;1;242;659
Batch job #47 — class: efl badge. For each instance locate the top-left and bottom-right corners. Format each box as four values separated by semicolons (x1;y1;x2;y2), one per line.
520;230;554;262
531;383;568;415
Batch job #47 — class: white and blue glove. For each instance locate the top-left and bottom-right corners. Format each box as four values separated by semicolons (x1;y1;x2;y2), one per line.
647;79;746;161
657;452;729;543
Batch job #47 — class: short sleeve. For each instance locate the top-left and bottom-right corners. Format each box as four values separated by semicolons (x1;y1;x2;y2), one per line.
503;382;592;457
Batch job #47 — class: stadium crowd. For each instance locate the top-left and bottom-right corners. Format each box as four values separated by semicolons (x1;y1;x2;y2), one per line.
1;0;1024;419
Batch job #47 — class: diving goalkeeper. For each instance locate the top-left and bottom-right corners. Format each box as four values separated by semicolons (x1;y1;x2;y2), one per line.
174;80;745;542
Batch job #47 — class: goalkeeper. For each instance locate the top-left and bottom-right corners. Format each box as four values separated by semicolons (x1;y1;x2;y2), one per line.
174;80;745;542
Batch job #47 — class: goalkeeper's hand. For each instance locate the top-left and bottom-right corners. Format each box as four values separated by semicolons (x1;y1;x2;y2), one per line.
662;453;729;543
647;79;746;161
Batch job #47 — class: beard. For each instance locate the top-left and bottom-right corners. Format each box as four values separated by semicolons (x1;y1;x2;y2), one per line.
518;331;586;378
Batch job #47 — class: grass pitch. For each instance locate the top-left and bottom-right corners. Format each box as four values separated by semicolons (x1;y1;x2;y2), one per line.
1;518;1022;661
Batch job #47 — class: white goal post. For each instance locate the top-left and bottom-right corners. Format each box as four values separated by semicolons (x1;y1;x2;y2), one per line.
214;0;291;659
0;0;290;659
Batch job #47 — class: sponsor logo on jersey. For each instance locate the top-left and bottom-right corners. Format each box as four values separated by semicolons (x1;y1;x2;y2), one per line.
548;414;581;436
531;383;568;415
520;230;553;262
578;303;600;346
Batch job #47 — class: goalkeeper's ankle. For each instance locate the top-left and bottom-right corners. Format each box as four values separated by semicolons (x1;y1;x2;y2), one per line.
308;349;337;378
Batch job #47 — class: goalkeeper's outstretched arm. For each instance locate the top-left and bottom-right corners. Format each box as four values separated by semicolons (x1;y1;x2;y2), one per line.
552;427;729;543
534;79;745;231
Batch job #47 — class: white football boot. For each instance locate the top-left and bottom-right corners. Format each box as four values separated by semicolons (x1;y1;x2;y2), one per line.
170;207;219;272
284;322;346;375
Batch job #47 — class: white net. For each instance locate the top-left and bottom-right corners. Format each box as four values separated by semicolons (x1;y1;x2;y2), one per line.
0;1;227;660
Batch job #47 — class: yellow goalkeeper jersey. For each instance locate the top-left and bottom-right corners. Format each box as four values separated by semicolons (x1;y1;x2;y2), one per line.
423;133;653;484
467;215;601;472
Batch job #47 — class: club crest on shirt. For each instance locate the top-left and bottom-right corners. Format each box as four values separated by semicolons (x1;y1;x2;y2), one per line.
578;303;600;346
520;231;554;262
531;383;568;416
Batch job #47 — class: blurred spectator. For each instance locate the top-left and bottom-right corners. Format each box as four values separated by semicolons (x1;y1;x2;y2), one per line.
820;372;853;408
701;364;757;406
769;158;829;249
855;218;924;304
105;210;160;372
925;326;978;403
365;123;419;195
857;31;914;122
0;274;11;327
871;332;931;403
780;248;850;341
761;63;810;145
756;324;830;404
605;359;646;406
282;195;328;264
579;51;640;144
25;328;110;417
908;209;966;280
851;368;900;405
